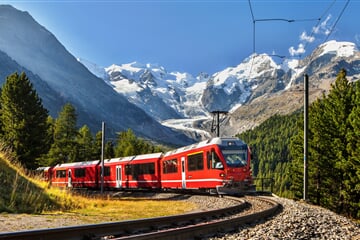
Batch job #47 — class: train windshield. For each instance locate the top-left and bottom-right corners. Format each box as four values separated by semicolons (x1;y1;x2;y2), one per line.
222;149;248;168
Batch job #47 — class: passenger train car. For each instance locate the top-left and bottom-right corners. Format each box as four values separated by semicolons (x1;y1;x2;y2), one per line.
40;137;254;194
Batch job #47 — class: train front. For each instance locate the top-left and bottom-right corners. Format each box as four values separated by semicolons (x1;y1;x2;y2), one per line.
216;138;255;194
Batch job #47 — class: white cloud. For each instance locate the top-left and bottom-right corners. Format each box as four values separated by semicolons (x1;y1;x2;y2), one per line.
313;14;332;35
300;31;315;43
289;14;333;57
289;43;305;56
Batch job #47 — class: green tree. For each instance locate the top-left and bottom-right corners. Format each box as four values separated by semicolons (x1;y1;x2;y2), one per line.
37;116;55;166
321;69;354;214
290;69;358;217
93;130;115;160
115;129;138;157
104;140;115;159
77;125;95;162
345;80;360;218
238;112;300;197
0;72;49;169
46;103;78;164
114;129;162;157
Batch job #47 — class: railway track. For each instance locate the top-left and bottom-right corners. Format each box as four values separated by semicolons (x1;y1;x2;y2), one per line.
0;195;281;240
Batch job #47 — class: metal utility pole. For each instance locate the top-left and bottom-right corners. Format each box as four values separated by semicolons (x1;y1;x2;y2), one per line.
303;74;309;201
101;121;105;194
211;111;228;137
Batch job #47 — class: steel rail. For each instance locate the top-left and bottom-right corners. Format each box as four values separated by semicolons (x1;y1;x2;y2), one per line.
112;196;281;240
0;196;248;240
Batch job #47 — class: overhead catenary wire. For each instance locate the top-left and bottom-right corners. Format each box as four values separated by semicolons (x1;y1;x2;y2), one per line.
322;0;350;44
247;0;319;82
299;0;336;59
247;0;351;75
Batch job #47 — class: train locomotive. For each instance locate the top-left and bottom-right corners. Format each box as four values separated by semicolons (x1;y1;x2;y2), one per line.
40;137;254;194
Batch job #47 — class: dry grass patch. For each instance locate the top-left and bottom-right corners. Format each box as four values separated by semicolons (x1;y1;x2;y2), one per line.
66;198;196;223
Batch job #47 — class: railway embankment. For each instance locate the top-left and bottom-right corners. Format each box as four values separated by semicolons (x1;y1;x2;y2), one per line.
1;193;359;239
210;196;360;240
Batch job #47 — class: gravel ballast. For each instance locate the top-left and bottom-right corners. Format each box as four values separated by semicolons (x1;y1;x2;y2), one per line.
209;196;360;240
0;194;359;240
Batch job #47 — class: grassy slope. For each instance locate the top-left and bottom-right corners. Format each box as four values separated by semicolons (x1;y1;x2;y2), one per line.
0;152;61;213
0;148;196;218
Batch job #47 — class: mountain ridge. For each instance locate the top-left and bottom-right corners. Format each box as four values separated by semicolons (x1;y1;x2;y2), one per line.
81;40;359;139
0;5;193;146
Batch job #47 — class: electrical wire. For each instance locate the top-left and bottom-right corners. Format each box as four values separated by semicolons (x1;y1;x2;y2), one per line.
323;0;350;43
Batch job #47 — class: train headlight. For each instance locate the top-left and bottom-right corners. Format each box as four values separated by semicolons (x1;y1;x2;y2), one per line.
220;173;226;178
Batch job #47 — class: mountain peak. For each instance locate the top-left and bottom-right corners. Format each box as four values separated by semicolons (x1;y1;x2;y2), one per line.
318;40;357;58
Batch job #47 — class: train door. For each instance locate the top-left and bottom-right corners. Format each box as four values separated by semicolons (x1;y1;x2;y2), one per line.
181;157;186;189
68;169;72;188
116;165;122;188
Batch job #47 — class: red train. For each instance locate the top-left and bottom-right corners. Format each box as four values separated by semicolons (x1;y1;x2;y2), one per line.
40;137;254;194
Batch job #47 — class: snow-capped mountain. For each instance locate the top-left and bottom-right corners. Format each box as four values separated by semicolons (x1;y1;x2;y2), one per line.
105;62;210;121
221;40;360;136
81;40;360;139
0;5;193;145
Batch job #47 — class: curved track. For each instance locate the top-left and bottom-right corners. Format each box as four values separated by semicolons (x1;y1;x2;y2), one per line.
0;195;281;240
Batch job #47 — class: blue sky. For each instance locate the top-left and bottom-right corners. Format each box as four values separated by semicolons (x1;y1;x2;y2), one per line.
1;0;359;75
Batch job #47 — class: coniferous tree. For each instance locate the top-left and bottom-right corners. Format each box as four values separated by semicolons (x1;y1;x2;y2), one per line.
115;129;138;157
290;69;358;217
322;69;354;213
0;72;49;169
114;129;162;157
94;131;103;159
37;116;55;166
238;113;299;197
345;80;360;218
46;103;78;164
93;131;115;160
104;141;115;159
77;125;95;162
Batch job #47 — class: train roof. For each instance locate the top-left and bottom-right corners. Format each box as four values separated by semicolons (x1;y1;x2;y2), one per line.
36;166;50;171
164;137;246;156
54;160;100;168
104;152;163;164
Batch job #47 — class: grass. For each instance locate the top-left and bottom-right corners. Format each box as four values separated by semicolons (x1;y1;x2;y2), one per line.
0;143;196;221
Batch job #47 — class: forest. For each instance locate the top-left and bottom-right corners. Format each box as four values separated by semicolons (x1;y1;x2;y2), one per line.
0;70;359;219
238;69;359;219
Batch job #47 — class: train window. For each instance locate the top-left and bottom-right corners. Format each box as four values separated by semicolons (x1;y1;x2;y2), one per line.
127;163;155;176
207;150;223;169
222;150;248;167
75;168;86;177
104;166;110;177
56;170;66;178
163;159;178;174
125;165;132;175
187;152;203;171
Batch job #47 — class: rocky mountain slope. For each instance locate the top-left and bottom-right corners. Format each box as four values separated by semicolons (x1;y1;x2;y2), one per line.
0;5;192;146
222;41;360;136
83;41;360;139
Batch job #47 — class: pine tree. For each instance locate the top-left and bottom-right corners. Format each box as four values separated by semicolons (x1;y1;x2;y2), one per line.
114;129;161;157
322;69;354;213
77;125;95;162
115;129;137;157
92;130;115;160
345;80;360;218
46;103;79;164
104;141;115;159
238;113;300;197
290;69;358;217
0;72;49;169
